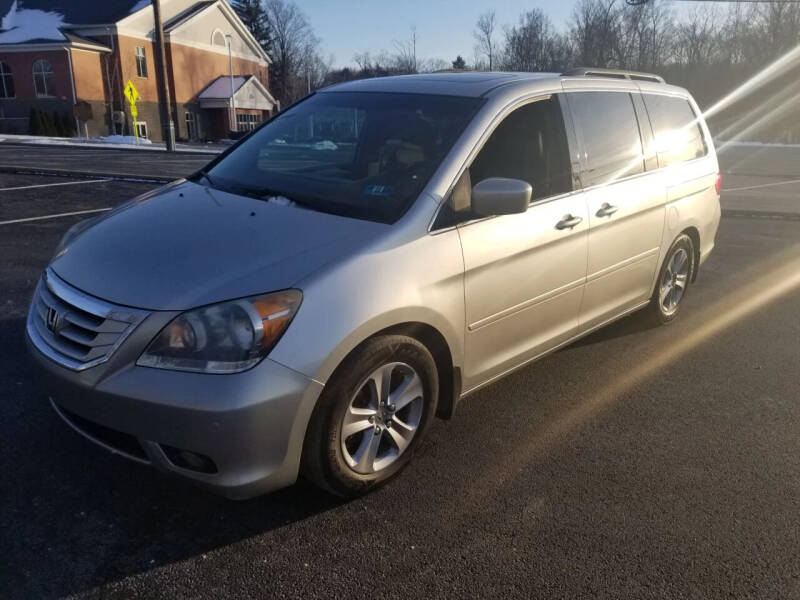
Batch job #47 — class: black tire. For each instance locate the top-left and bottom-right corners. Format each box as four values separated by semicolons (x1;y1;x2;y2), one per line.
645;233;695;325
302;334;439;498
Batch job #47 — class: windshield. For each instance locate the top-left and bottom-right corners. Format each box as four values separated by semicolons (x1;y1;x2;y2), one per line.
205;92;482;223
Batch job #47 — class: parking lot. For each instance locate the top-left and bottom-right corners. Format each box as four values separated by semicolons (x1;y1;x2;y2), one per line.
1;146;799;598
0;143;213;182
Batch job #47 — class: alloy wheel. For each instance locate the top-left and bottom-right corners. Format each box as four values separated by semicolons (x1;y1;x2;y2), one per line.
659;247;690;316
340;361;424;475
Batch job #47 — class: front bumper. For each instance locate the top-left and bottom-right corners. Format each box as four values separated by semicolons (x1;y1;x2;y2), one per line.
26;328;323;500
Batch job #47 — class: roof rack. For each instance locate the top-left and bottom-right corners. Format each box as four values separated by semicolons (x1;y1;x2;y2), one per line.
561;67;665;84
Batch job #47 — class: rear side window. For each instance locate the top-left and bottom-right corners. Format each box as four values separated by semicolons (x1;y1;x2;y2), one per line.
643;94;707;166
568;91;645;187
469;95;572;202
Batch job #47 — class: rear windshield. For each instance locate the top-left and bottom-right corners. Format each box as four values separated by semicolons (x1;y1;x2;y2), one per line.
642;94;708;166
205;92;483;223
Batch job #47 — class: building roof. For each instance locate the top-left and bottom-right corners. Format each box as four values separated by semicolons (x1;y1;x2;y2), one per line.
322;72;559;98
5;0;149;28
1;0;270;67
198;75;250;99
198;74;277;110
0;0;150;44
163;0;215;32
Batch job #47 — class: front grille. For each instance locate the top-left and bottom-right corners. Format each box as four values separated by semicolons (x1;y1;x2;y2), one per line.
27;269;148;371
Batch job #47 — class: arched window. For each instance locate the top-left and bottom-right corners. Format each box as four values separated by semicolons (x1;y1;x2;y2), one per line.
0;62;14;99
32;59;55;97
212;30;227;47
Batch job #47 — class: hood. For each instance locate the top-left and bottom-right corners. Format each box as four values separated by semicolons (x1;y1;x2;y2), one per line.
50;181;387;310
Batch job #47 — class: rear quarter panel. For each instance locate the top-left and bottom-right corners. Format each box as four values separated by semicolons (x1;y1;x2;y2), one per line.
635;83;721;282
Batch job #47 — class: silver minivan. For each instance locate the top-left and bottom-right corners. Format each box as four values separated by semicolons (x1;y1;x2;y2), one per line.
27;70;720;498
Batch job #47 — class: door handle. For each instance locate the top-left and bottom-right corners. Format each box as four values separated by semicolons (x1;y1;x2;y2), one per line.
556;214;583;230
596;202;618;217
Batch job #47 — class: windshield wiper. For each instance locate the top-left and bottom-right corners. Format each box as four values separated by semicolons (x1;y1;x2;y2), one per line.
194;176;347;218
219;183;319;210
190;168;217;187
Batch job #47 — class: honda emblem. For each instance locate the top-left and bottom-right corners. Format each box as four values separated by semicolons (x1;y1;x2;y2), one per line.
45;306;61;333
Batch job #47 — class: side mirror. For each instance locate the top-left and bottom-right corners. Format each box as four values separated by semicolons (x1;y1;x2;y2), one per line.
471;178;532;216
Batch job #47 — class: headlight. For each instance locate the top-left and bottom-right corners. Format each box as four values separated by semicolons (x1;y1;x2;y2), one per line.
137;290;302;373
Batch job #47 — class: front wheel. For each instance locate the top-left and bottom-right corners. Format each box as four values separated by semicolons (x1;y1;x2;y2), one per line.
646;234;695;324
302;335;439;497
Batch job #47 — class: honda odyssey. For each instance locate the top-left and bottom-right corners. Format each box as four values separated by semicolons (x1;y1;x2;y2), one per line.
26;69;721;498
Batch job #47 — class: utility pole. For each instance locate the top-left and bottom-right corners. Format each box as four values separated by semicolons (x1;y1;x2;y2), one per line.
152;0;176;151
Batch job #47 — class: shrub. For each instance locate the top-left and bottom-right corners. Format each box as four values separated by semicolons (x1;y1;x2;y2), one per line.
28;107;43;135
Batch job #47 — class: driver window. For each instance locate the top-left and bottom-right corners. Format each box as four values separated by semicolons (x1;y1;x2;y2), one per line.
437;95;572;228
471;95;572;201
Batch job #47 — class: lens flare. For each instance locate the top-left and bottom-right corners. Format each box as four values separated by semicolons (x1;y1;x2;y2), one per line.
717;92;800;154
453;244;800;511
702;44;800;122
714;80;800;144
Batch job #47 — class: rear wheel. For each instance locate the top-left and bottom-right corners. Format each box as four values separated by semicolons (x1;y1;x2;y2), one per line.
302;335;438;497
646;234;695;324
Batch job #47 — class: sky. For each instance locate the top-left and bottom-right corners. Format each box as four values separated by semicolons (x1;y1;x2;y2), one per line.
297;0;579;69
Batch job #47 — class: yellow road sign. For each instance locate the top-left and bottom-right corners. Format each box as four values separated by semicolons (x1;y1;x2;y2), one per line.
124;79;139;106
124;79;140;142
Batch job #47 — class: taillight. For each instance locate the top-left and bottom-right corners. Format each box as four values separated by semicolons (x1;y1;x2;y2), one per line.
714;172;722;195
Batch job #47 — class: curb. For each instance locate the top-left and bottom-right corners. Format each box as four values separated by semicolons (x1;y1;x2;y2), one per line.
0;165;175;184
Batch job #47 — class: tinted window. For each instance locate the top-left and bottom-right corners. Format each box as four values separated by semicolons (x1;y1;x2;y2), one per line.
643;94;707;166
568;91;644;187
206;92;482;223
470;95;572;201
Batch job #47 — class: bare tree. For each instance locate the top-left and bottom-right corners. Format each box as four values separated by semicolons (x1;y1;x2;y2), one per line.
353;51;372;73
502;9;566;72
462;0;800;142
570;0;622;68
393;26;419;74
265;0;320;106
750;1;800;62
474;11;497;70
674;5;720;68
423;57;450;72
618;0;676;70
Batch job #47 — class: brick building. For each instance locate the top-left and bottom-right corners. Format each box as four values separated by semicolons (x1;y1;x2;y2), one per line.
0;0;275;141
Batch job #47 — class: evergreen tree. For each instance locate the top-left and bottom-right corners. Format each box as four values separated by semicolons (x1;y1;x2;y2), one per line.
29;108;43;135
28;106;42;135
230;0;273;57
452;55;467;70
54;112;66;137
41;111;57;136
64;113;77;137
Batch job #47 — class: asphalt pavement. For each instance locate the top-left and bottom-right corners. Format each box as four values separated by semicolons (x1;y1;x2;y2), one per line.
1;154;799;598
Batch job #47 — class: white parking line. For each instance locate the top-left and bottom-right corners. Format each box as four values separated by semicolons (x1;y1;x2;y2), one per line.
0;207;111;226
724;178;800;193
0;179;107;192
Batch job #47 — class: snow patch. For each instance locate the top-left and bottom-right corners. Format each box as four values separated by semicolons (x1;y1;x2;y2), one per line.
0;134;224;154
97;135;153;145
1;0;17;30
0;8;65;43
